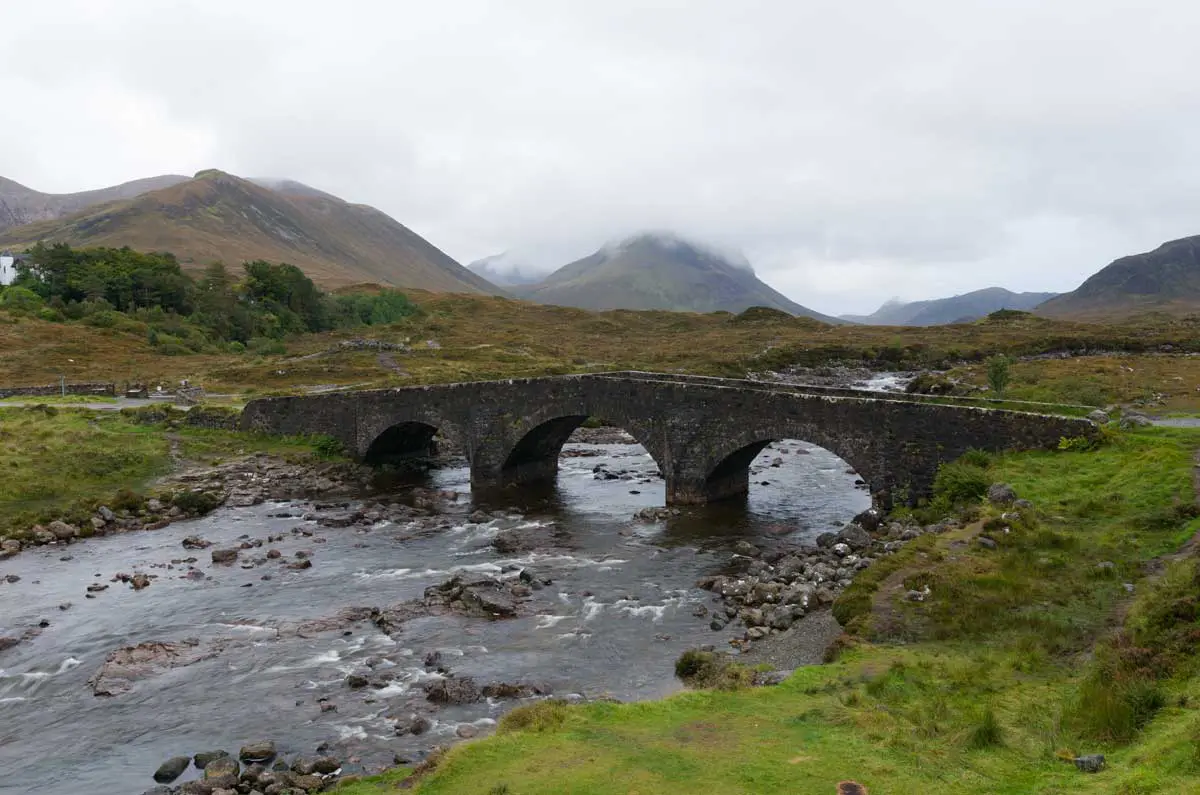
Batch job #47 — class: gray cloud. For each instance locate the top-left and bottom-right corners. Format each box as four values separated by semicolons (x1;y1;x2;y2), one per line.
3;0;1199;313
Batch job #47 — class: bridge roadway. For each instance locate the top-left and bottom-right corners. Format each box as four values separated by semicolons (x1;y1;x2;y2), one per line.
240;371;1094;508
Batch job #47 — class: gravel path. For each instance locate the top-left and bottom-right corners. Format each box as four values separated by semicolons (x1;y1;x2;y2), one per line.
738;609;843;668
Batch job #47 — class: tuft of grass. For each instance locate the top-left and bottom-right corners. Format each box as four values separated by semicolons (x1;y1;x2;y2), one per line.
966;708;1005;749
497;700;572;735
673;650;757;690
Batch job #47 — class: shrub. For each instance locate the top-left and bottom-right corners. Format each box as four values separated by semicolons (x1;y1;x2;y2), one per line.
497;699;571;734
0;286;44;312
171;490;221;515
931;461;990;507
37;307;64;322
227;340;246;354
110;487;144;513
249;337;287;355
311;435;345;458
967;708;1004;749
155;343;192;357
958;448;992;469
673;649;756;689
986;354;1011;395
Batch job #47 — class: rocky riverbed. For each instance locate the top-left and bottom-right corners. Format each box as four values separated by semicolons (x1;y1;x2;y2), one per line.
0;430;877;794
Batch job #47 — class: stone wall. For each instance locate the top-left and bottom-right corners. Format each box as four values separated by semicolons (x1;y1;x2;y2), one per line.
0;382;115;399
242;373;1096;508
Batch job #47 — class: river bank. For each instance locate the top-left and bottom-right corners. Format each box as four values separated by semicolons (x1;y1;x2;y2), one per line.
0;428;886;794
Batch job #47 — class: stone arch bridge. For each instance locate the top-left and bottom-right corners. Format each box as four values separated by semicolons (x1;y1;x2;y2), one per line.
240;372;1094;508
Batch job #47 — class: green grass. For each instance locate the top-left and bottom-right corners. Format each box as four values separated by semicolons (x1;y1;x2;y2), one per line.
324;427;1200;795
0;406;336;539
0;394;118;404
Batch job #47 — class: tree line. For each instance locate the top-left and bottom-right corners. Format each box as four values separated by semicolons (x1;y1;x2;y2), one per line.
0;243;417;354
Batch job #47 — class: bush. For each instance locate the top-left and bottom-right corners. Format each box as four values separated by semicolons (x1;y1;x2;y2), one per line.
931;461;990;507
0;286;44;312
311;435;345;458
37;307;64;322
986;354;1011;395
171;490;221;515
497;699;571;734
110;487;144;513
227;340;246;354
155;343;192;356
967;708;1004;749
248;337;287;355
957;448;992;469
673;649;756;690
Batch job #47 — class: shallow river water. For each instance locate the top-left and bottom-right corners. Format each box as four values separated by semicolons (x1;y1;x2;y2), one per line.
0;438;868;795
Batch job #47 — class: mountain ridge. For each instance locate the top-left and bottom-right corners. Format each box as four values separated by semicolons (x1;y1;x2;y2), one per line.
842;287;1058;326
1038;234;1200;319
515;232;842;322
0;170;499;294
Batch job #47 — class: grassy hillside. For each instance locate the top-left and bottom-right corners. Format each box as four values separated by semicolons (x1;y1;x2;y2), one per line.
0;170;498;293
1040;235;1200;319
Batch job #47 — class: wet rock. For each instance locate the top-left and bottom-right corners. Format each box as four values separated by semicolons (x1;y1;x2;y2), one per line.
1074;754;1105;773
182;536;211;550
836;525;871;550
88;639;221;696
204;754;240;782
266;549;282;559
987;483;1017;505
141;787;173;795
287;558;313;571
456;724;479;738
239;740;276;764
346;673;370;689
130;573;152;590
481;681;552;699
733;540;760;558
211;548;239;564
311;756;341;775
424;676;482;705
633;506;678;522
852;508;883;533
0;539;20;559
153;756;191;784
469;510;491;524
178;782;215;795
815;532;837;548
292;773;324;791
4;574;19;584
394;714;433;736
831;543;851;558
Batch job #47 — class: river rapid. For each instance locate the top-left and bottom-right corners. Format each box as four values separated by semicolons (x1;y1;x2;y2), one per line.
0;435;868;795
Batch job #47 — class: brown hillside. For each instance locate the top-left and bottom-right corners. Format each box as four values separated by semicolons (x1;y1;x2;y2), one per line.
0;174;188;234
0;170;499;294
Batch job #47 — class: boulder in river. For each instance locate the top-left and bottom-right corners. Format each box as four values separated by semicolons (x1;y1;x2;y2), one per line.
88;639;221;696
394;714;433;736
238;740;276;764
424;676;482;705
203;754;239;782
47;520;78;540
192;754;229;773
211;548;239;564
153;756;191;784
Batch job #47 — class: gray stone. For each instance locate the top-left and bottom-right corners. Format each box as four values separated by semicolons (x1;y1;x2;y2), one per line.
1120;412;1152;429
424;676;482;704
831;543;852;558
987;483;1017;504
153;755;191;783
977;536;998;550
211;548;239;564
98;505;116;522
395;714;433;736
836;524;872;549
905;589;926;602
1087;409;1111;424
1073;754;1105;773
47;520;77;540
204;756;239;780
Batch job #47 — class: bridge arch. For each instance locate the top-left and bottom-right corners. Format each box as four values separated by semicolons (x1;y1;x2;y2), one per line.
358;409;465;466
675;419;888;507
478;405;668;493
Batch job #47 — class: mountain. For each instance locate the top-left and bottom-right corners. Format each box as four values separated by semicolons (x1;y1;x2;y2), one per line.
517;232;842;322
0;170;499;293
468;252;544;286
1038;235;1200;319
842;287;1059;326
0;175;189;234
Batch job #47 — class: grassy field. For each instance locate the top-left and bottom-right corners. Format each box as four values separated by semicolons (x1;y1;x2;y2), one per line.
8;295;1200;407
0;406;329;539
327;427;1200;794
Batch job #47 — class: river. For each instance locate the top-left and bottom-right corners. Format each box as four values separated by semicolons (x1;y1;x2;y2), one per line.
0;435;868;795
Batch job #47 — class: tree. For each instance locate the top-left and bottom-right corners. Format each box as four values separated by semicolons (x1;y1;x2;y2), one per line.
987;355;1011;395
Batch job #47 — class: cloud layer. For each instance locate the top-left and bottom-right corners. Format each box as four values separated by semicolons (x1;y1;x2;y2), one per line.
4;0;1200;313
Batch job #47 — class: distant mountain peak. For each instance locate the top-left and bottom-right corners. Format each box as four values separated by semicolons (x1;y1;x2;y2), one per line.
600;231;755;273
846;287;1057;326
512;232;840;322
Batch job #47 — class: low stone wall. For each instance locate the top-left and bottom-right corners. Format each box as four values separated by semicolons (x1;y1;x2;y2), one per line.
0;382;115;399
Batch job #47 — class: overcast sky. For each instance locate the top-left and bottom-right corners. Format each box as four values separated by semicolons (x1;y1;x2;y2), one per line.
4;1;1200;314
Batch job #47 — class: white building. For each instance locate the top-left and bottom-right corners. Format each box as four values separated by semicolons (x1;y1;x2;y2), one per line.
0;252;15;286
